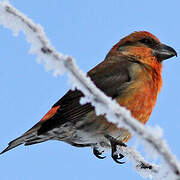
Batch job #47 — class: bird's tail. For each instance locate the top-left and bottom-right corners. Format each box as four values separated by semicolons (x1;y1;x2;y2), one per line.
0;122;49;154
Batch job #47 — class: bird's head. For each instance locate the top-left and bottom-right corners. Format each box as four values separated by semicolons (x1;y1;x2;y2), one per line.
107;31;177;69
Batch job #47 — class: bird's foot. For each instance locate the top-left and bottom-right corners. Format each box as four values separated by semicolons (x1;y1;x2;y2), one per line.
93;147;106;159
105;134;127;164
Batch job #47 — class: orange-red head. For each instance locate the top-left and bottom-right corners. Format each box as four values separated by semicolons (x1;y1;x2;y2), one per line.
107;31;177;72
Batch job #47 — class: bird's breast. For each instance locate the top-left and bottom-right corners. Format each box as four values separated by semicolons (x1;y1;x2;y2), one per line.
117;66;162;124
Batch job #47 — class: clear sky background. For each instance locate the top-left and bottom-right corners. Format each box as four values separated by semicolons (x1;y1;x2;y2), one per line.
0;1;180;180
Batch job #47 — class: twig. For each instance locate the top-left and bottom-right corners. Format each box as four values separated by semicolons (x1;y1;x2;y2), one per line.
0;1;179;179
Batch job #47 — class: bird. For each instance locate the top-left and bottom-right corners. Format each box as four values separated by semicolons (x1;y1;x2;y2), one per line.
1;31;177;164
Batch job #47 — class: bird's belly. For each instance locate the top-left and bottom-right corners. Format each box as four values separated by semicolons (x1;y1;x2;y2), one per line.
67;127;130;148
51;112;131;148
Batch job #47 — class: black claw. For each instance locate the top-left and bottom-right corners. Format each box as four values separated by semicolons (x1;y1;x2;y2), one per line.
112;150;125;164
93;148;106;159
114;153;124;160
104;134;127;164
112;154;125;164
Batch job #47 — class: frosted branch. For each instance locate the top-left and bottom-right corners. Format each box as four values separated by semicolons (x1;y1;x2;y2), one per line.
0;1;179;179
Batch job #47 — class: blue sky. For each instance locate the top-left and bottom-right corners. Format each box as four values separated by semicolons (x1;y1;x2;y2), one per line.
0;0;180;180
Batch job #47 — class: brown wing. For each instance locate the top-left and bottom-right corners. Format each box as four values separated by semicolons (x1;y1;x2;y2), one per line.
38;58;132;135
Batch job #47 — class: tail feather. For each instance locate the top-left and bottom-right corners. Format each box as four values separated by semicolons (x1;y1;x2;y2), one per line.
0;136;25;154
1;122;45;154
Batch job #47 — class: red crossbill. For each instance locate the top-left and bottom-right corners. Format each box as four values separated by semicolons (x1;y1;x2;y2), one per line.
1;31;177;163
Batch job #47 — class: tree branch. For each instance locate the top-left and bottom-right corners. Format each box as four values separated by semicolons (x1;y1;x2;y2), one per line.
0;1;179;179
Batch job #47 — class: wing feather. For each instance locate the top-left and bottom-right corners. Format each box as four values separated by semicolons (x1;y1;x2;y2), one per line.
38;58;132;134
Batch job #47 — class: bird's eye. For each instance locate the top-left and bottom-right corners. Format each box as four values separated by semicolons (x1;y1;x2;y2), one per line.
139;38;152;45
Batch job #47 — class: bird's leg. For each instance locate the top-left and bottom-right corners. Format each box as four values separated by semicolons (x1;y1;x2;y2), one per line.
105;134;127;164
93;146;106;159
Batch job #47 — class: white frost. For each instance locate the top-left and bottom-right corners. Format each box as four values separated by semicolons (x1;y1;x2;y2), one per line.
0;1;180;179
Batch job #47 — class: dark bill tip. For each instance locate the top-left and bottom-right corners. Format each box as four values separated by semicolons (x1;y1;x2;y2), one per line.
153;44;177;61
